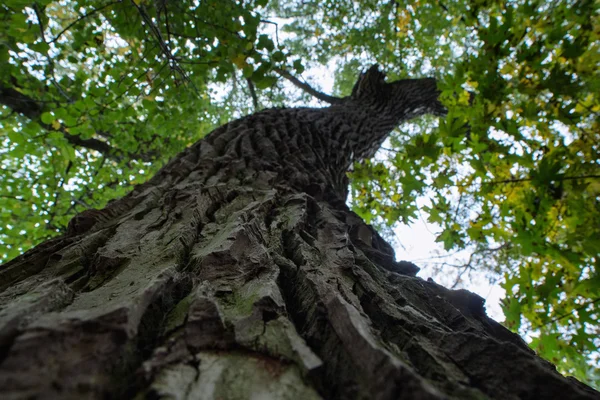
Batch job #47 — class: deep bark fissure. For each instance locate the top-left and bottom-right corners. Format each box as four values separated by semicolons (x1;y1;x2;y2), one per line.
111;273;195;399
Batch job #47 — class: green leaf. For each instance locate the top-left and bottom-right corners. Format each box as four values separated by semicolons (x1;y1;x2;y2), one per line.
47;131;63;140
7;131;24;145
293;59;305;74
257;34;274;51
58;142;76;162
502;297;522;331
40;112;54;124
254;75;277;89
272;51;285;62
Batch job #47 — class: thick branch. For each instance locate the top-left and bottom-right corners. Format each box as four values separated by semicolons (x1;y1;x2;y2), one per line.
0;84;147;161
275;68;344;104
0;85;44;119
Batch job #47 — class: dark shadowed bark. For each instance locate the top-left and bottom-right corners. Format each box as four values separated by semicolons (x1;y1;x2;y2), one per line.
0;66;598;400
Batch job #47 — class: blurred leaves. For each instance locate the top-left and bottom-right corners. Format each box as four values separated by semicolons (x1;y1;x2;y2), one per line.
1;0;287;260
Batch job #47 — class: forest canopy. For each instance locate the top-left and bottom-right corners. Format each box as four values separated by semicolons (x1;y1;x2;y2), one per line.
1;0;598;388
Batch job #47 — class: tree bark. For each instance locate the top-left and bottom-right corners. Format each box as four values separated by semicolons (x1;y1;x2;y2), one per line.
0;66;598;400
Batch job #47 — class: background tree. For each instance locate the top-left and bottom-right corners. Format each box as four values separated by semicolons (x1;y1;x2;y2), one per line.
1;0;599;389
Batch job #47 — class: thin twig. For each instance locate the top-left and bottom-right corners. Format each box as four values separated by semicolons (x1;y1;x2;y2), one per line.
0;195;26;202
64;156;106;216
0;109;16;120
50;1;120;43
33;4;72;102
458;174;600;188
46;160;73;230
129;0;197;93
260;19;280;47
246;78;259;111
450;263;473;289
541;297;600;327
32;4;47;43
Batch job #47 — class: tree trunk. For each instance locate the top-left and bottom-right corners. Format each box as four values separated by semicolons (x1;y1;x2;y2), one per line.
1;66;597;400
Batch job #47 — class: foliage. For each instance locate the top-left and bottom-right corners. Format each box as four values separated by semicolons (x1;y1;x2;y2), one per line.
1;0;598;388
1;0;284;258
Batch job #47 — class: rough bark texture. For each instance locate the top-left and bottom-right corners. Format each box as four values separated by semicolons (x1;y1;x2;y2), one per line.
1;67;598;400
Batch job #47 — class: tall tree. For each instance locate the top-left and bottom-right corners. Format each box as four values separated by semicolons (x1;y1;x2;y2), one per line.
1;65;598;399
1;0;599;388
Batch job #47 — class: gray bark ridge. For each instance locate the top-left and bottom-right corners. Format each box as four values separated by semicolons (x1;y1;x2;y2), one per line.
1;65;598;400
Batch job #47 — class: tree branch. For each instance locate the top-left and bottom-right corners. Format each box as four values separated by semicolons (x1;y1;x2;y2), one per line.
130;0;197;93
50;1;121;43
246;78;259;111
46;160;72;230
64;156;106;216
275;68;344;104
0;85;44;119
0;84;152;161
33;4;73;102
541;297;600;327
474;174;600;187
260;20;280;47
